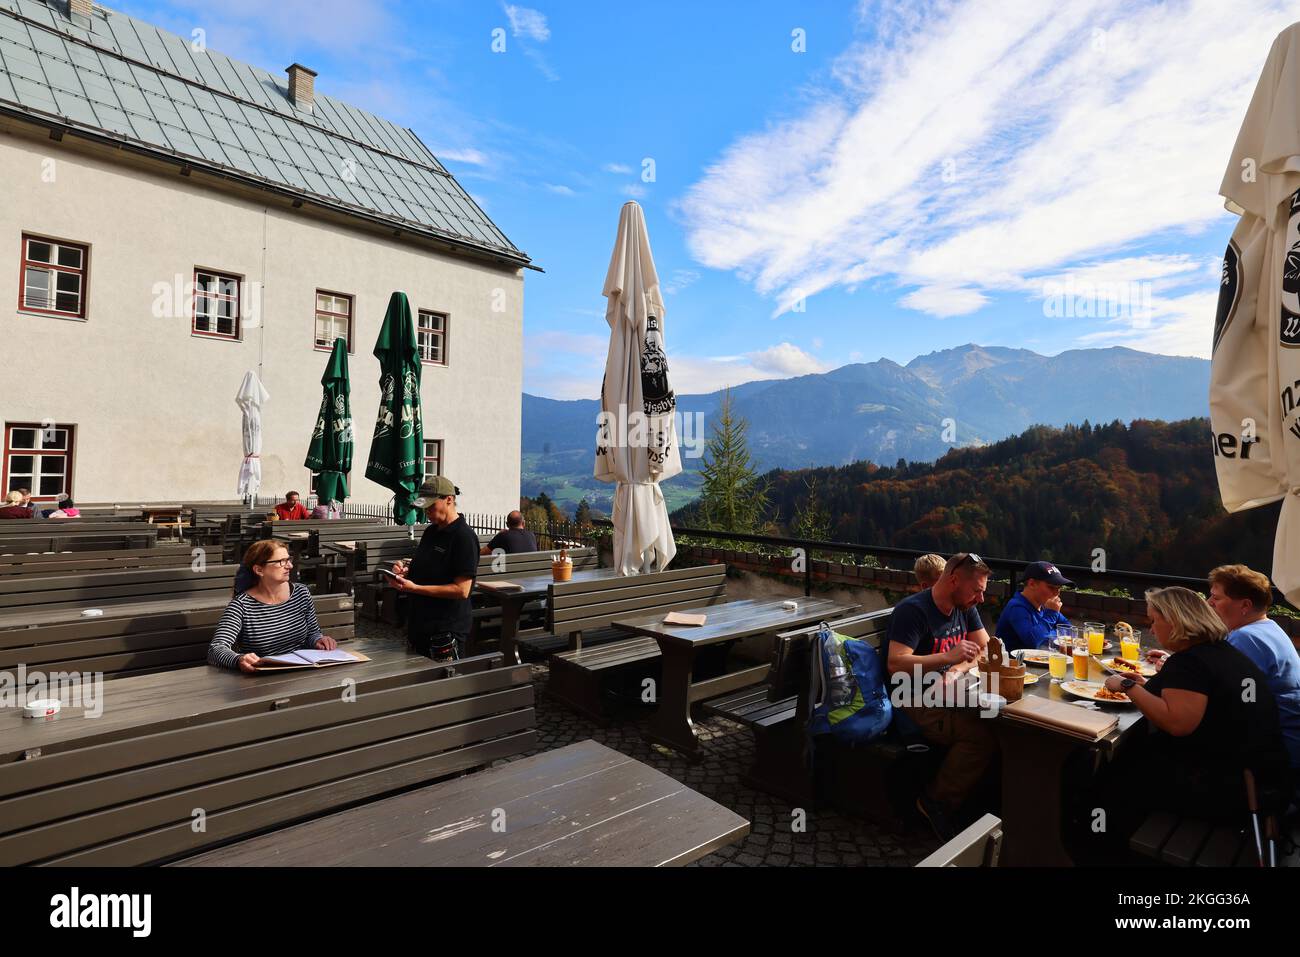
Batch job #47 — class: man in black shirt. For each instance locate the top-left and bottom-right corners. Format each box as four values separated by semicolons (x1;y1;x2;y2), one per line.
481;510;538;556
390;476;480;662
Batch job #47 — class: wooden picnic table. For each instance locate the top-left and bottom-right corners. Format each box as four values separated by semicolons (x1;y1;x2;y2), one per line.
174;739;749;866
475;567;627;665
988;662;1147;866
613;596;861;758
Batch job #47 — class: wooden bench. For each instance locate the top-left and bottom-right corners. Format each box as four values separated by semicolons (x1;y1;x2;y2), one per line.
0;592;356;680
546;564;728;721
172;739;750;867
916;813;1003;866
0;644;535;865
0;528;161;553
699;608;928;824
0;563;241;614
0;544;196;577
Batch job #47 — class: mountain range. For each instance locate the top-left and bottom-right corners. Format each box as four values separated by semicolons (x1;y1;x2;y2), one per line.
521;344;1211;513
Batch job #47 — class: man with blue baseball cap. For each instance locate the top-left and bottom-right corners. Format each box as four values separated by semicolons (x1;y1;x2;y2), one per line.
995;560;1073;652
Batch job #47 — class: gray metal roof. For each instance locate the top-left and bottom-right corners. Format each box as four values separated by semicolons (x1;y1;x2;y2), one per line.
0;0;528;264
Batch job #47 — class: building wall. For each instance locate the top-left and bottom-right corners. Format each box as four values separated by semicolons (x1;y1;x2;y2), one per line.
0;125;525;513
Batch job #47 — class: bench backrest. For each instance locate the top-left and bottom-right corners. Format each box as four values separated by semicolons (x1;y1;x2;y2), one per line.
915;813;1003;867
0;545;196;577
0;564;241;612
547;564;728;638
771;608;895;717
0;530;161;554
0;520;155;534
479;547;597;582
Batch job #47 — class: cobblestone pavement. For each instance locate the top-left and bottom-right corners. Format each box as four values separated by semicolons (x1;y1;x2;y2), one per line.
360;621;939;867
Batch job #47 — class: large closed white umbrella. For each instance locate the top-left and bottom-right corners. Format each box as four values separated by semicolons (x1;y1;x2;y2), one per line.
1211;22;1300;601
236;371;270;502
595;202;682;574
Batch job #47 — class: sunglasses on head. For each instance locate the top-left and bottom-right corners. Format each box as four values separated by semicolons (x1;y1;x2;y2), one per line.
955;552;985;571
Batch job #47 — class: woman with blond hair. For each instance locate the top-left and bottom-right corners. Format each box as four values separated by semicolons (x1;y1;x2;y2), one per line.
1094;586;1290;845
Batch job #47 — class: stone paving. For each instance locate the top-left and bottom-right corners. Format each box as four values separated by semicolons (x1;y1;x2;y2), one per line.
360;619;939;866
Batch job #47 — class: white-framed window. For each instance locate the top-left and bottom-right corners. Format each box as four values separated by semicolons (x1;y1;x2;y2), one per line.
417;310;448;365
20;234;89;319
314;290;353;352
423;439;442;482
4;422;74;500
193;269;241;339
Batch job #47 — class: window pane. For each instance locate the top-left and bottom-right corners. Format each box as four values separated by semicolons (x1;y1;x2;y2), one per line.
195;314;211;332
23;267;50;308
39;476;63;495
9;429;37;450
43;429;68;450
316;294;330;312
40;461;66;480
27;240;51;263
56;271;80;292
221;278;238;298
55;291;79;313
218;316;234;336
219;296;235;319
56;245;82;268
9;455;33;475
6;476;25;493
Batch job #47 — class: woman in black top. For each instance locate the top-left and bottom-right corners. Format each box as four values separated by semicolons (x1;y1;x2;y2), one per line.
1100;586;1289;830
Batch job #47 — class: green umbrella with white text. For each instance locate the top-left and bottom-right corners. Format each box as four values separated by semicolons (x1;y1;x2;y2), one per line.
364;292;424;524
304;337;353;506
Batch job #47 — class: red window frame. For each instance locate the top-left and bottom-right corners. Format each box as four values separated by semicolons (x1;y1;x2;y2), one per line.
3;421;75;502
314;290;354;354
18;234;89;319
423;439;442;482
417;309;449;366
192;268;242;340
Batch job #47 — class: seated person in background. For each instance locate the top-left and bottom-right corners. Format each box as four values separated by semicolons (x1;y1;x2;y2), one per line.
912;553;945;591
46;494;80;518
885;551;995;841
481;510;538;556
208;540;337;673
310;500;341;520
1098;586;1290;840
995;561;1072;652
273;490;310;521
1205;564;1300;771
0;491;33;519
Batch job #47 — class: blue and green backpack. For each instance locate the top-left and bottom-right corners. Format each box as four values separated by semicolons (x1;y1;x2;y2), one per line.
808;622;892;743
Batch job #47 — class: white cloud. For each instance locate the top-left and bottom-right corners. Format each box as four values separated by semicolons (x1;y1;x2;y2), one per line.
504;4;550;42
434;147;489;166
677;0;1295;340
545;183;576;196
748;342;831;376
661;269;701;295
1076;290;1216;358
603;162;633;174
621;183;647;198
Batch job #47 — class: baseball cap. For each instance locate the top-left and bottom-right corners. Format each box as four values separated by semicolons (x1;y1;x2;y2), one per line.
412;476;459;507
1023;560;1073;587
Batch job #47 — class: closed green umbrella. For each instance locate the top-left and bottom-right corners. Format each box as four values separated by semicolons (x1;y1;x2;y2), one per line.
365;292;424;524
304;337;353;507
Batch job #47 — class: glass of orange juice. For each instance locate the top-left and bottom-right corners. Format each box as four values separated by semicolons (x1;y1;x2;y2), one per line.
1085;622;1106;657
1120;628;1141;663
1048;651;1069;682
1073;641;1091;681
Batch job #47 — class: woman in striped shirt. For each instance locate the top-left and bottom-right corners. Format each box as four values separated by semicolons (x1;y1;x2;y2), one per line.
208;540;338;672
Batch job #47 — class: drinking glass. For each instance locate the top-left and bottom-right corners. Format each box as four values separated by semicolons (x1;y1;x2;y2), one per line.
1120;628;1141;662
1048;651;1070;683
1073;641;1091;682
1085;622;1106;657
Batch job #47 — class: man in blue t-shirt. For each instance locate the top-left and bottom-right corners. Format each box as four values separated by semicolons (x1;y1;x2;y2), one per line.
1205;564;1300;770
995;561;1073;652
885;551;995;840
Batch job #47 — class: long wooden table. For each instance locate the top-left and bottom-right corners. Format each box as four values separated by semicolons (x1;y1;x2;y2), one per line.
0;641;535;865
613;597;861;758
990;663;1146;866
475;567;627;665
175;739;749;867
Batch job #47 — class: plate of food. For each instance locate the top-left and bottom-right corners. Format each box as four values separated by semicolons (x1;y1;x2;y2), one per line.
1100;656;1157;678
1015;648;1052;666
1060;680;1133;705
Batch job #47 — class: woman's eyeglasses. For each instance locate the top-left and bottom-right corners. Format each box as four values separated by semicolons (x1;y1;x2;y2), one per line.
263;558;293;568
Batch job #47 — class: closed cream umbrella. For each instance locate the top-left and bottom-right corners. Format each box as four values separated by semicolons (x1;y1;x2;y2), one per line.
1211;22;1300;600
595;202;682;574
235;371;269;503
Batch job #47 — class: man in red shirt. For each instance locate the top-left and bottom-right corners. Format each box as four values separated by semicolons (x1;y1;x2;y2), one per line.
273;491;310;521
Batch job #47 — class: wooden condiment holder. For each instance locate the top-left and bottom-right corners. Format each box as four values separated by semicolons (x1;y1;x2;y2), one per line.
551;547;572;582
978;636;1026;701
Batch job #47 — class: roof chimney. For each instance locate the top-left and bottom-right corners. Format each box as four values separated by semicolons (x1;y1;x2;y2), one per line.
286;63;318;113
67;0;93;25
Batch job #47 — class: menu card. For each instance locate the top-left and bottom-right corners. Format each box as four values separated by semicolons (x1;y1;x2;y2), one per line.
253;648;370;671
663;611;707;626
1001;695;1118;741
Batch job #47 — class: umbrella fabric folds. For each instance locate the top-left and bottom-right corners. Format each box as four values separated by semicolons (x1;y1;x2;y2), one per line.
594;202;682;575
364;292;425;525
1210;22;1300;601
235;371;269;500
304;337;353;507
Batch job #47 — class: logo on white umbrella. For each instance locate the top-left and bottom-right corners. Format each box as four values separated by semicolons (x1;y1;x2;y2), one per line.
641;316;676;417
1283;188;1300;349
1214;240;1241;356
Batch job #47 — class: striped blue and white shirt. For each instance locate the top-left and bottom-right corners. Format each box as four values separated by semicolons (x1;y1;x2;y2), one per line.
208;583;323;670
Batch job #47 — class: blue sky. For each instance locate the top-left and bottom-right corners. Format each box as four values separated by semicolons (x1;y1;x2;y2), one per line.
115;0;1299;398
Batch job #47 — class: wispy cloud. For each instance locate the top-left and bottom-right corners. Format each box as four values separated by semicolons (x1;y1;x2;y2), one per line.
661;269;701;295
504;4;550;42
621;183;647;198
603;162;633;174
434;147;489;166
545;183;576;196
677;0;1295;357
